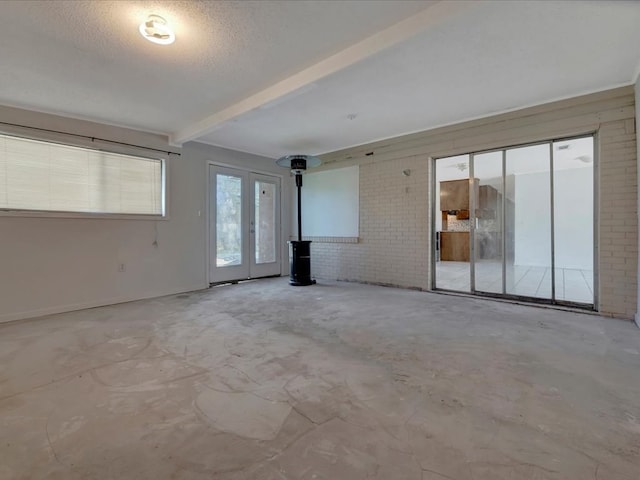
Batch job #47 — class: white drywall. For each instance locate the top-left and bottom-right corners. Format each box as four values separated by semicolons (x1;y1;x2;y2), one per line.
513;171;552;268
299;166;359;237
0;108;288;323
553;167;593;270
513;168;593;269
0;154;206;323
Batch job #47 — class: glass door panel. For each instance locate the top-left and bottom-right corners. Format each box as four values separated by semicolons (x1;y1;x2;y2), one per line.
209;166;250;282
434;154;471;292
505;144;552;299
217;174;243;267
250;173;281;278
473;151;503;294
255;181;276;264
552;137;594;304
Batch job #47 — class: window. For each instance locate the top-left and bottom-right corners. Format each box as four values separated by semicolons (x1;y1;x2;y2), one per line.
0;133;164;216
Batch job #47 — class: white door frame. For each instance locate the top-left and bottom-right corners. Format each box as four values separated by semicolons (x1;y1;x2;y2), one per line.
206;161;285;284
209;165;250;283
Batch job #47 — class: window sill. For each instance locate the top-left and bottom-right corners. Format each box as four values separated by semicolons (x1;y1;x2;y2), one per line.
289;236;359;244
0;209;169;221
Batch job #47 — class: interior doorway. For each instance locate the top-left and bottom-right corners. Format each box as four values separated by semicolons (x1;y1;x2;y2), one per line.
208;165;281;283
433;135;595;307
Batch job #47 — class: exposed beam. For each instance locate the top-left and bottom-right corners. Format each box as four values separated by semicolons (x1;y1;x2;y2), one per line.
170;0;479;146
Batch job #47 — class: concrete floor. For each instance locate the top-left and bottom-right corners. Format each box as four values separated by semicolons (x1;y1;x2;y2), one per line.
1;278;639;480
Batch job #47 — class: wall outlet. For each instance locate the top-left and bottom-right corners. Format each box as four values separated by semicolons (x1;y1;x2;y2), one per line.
118;263;126;272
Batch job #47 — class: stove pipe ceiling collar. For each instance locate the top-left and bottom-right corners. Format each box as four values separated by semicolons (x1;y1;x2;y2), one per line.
276;155;322;175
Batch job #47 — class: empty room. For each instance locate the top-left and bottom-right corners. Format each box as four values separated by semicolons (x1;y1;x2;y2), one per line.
1;1;640;479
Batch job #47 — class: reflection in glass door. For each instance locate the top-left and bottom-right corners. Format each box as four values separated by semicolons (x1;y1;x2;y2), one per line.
209;166;281;283
473;150;504;294
434;135;595;307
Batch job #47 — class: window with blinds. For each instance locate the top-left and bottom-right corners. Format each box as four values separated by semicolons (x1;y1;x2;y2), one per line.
0;133;164;216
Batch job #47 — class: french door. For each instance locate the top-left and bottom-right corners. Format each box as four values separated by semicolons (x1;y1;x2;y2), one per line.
434;135;595;307
209;165;281;283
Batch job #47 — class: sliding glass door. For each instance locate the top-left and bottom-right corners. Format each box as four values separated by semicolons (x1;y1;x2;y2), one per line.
552;137;594;303
434;135;595;307
505;144;553;299
472;150;503;294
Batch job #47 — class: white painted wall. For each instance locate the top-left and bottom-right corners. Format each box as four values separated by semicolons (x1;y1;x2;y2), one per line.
0;107;288;323
0;152;206;323
554;167;593;270
301;166;359;237
513;171;551;267
513;168;593;269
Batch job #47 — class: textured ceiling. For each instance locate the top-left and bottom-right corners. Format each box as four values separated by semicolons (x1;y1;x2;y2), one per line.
0;0;429;132
1;1;639;159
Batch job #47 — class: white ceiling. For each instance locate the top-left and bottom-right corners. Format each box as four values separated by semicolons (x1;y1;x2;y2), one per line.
1;1;639;159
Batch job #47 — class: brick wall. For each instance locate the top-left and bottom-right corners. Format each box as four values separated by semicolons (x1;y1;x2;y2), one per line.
311;156;430;289
309;86;637;319
598;119;637;317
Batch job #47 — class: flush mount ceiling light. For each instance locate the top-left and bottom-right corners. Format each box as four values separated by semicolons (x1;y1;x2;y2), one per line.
139;15;175;45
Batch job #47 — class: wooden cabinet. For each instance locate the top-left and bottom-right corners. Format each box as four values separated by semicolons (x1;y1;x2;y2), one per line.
440;179;478;212
440;232;470;261
440;180;499;215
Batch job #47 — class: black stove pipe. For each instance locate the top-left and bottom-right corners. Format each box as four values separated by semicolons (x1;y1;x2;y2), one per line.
296;173;302;241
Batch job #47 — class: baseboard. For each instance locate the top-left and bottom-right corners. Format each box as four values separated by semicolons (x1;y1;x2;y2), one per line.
0;283;209;324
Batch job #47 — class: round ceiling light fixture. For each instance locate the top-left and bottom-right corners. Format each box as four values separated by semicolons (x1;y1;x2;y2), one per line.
139;15;175;45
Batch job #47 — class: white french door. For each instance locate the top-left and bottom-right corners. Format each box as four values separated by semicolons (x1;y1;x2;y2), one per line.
209;165;281;283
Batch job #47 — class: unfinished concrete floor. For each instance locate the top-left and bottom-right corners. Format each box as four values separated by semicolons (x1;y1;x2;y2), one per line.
1;278;639;480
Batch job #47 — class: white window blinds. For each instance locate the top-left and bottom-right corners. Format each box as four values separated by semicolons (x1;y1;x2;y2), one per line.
0;133;164;215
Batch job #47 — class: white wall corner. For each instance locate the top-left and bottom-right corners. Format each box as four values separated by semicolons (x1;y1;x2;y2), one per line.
636;73;640;328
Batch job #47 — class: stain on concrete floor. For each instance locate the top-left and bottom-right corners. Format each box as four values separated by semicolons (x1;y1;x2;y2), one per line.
1;278;639;479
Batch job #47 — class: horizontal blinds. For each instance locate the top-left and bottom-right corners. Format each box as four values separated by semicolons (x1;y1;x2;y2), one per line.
0;133;163;215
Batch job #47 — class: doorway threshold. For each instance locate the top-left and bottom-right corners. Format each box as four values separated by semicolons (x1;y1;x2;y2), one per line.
432;288;599;317
209;275;281;288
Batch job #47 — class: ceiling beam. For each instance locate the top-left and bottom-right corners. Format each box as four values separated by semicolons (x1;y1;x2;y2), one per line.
170;0;479;146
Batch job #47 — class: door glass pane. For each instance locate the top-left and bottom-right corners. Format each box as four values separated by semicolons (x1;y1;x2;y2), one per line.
435;154;471;292
255;180;276;264
553;137;594;303
474;151;503;293
505;144;551;299
216;174;242;267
